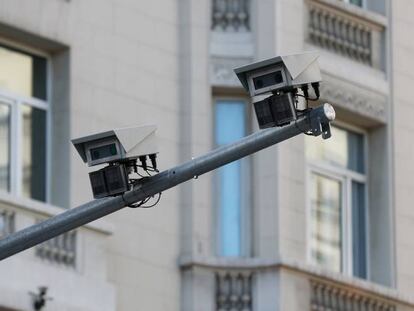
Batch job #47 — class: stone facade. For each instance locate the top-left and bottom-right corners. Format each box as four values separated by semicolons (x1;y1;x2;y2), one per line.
0;0;412;311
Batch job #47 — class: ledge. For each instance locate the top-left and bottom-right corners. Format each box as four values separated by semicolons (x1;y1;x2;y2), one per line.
179;255;414;307
0;191;114;235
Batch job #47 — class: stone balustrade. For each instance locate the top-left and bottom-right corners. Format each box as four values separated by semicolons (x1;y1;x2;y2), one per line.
0;193;113;269
216;269;253;311
306;0;386;69
310;279;396;311
180;256;414;311
0;209;14;238
212;0;251;32
35;228;77;267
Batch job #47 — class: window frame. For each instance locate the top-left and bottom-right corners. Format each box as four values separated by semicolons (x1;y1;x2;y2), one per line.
306;121;370;279
0;40;52;203
213;96;252;258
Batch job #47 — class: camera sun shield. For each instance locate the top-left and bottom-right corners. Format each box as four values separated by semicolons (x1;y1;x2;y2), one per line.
234;51;322;96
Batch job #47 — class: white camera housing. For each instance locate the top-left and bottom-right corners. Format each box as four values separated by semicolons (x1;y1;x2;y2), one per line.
72;125;158;167
234;51;322;97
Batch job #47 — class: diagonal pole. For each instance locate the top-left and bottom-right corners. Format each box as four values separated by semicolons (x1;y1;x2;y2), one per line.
0;104;335;260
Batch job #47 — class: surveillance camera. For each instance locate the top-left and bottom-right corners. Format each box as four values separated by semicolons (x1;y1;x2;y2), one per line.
234;52;322;129
72;125;158;199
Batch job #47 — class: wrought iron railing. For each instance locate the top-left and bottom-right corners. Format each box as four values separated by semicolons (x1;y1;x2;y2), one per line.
212;0;251;32
306;0;386;69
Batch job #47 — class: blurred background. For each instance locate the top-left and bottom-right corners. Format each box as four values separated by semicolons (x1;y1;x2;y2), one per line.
0;0;412;310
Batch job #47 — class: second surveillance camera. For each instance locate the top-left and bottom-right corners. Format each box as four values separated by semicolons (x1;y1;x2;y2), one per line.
72;125;159;199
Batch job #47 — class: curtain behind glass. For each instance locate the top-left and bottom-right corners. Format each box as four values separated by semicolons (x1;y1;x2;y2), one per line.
0;103;10;192
310;173;343;272
215;101;246;257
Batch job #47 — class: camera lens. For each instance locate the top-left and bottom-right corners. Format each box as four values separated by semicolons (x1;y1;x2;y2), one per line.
255;79;263;89
110;144;117;155
93;150;100;159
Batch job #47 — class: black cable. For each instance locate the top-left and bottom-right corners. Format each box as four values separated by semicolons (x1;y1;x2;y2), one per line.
136;165;159;173
128;197;150;208
139;193;162;208
296;93;319;102
128;193;162;208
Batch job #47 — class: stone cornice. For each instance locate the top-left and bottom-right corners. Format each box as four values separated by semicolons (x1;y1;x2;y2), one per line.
210;56;251;87
320;73;387;124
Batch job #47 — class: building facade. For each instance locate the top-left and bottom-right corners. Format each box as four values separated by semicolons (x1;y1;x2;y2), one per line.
0;0;413;310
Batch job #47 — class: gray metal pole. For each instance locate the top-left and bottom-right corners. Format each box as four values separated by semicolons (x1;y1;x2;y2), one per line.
0;104;335;260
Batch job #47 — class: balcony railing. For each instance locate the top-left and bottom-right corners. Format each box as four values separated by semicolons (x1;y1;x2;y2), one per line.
0;209;14;238
311;279;396;311
216;270;253;311
306;0;386;69
35;229;77;267
181;257;414;311
212;0;251;32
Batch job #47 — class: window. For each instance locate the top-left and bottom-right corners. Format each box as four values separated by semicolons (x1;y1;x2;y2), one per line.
341;0;364;8
306;125;368;279
214;99;250;257
0;44;49;202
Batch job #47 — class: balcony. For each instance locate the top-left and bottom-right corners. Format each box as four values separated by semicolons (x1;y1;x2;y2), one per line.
305;0;387;70
212;0;250;32
216;269;253;310
180;256;414;311
35;227;77;267
0;192;115;311
0;209;14;238
210;0;253;87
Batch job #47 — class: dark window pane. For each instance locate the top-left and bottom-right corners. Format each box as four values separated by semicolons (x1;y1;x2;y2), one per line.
22;105;47;201
348;130;365;173
32;55;47;100
0;103;10;192
352;181;367;279
350;0;363;7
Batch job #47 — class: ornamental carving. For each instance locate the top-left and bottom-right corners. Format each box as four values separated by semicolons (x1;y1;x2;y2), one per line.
210;57;251;87
320;75;387;123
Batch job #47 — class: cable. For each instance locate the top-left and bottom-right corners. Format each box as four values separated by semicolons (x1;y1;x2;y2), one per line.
295;92;319;102
128;197;150;208
139;193;162;208
128;193;162;208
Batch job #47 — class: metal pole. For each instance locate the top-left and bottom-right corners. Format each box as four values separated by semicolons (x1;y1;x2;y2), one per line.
0;104;335;260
